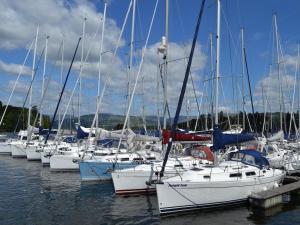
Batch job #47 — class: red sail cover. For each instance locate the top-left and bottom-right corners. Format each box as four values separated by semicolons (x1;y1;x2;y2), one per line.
162;129;211;144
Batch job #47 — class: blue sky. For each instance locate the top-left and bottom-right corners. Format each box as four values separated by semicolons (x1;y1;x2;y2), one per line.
0;0;299;120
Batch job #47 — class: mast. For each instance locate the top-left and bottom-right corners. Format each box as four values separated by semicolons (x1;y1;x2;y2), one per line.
40;35;49;127
159;0;206;178
0;41;33;128
274;14;283;131
79;17;86;124
210;33;214;128
96;1;107;132
59;39;64;128
215;0;221;125
163;0;169;130
45;38;81;144
127;0;136;129
241;28;245;130
28;25;39;139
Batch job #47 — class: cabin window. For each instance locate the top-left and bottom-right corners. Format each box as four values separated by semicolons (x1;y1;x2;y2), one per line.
191;149;207;159
229;173;242;178
246;171;256;176
190;167;203;171
146;157;156;160
133;158;143;161
243;155;255;165
120;158;129;161
174;164;183;168
203;175;210;179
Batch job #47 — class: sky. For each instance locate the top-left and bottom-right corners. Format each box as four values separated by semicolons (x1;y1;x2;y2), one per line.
0;0;300;122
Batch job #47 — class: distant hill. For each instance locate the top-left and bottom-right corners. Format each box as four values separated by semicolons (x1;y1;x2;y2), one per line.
55;113;191;131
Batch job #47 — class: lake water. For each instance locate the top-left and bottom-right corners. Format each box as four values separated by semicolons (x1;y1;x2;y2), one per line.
0;155;300;225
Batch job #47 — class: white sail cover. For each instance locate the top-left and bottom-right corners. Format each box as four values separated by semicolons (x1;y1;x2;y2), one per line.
267;130;284;142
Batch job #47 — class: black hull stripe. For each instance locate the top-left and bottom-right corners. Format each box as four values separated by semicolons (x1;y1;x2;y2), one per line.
160;199;247;214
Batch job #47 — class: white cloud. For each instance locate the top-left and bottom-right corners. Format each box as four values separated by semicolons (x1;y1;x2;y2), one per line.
0;0;209;118
0;60;32;76
0;0;124;63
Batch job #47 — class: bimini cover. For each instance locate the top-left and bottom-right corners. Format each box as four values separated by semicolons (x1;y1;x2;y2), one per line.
213;126;254;150
230;150;269;169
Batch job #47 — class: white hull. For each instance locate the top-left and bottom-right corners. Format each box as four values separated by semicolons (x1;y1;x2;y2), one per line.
157;174;284;214
26;146;41;161
112;157;200;194
0;143;12;154
156;171;284;214
112;169;156;194
50;154;79;172
11;144;27;158
41;151;51;165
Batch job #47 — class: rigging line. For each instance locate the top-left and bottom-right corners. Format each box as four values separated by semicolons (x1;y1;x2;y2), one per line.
220;5;240;63
159;0;206;178
219;80;231;130
0;39;34;127
86;0;133;144
225;0;236;118
136;0;144;42
278;34;294;134
13;46;46;134
195;81;206;131
56;13;106;137
244;47;257;133
288;45;299;138
44;37;82;144
175;0;211;128
115;0;160;159
159;64;171;122
237;83;253;132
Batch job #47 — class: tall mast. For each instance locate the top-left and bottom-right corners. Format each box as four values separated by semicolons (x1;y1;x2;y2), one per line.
127;0;136;129
241;28;245;130
59;40;64;127
40;35;49;127
163;0;169;130
96;1;108;131
28;25;39;138
215;0;221;125
274;14;283;131
210;33;214;128
79;17;86;124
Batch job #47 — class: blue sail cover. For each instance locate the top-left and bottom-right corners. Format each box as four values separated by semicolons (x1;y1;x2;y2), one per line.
213;126;255;151
76;125;89;139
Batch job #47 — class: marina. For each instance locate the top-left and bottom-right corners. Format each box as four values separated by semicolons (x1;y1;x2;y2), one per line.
1;0;300;224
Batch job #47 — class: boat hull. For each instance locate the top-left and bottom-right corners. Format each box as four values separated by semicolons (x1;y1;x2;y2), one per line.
156;173;284;214
41;151;51;165
11;144;27;158
112;169;156;194
0;143;12;154
50;154;79;172
80;161;138;182
26;146;41;161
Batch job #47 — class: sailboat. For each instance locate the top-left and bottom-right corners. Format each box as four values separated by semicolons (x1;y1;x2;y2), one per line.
155;0;285;215
11;27;40;158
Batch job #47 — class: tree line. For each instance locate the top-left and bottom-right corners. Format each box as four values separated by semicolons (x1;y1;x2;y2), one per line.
0;101;51;132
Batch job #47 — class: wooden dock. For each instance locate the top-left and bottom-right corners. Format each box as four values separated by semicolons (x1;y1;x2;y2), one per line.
249;176;300;208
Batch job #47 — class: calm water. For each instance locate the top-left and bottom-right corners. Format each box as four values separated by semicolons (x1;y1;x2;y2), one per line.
0;155;300;225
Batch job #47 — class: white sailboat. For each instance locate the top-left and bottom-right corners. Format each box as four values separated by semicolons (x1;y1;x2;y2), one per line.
155;0;285;215
156;150;284;214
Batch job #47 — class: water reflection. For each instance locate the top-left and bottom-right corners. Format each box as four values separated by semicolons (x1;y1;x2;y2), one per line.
1;155;300;225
